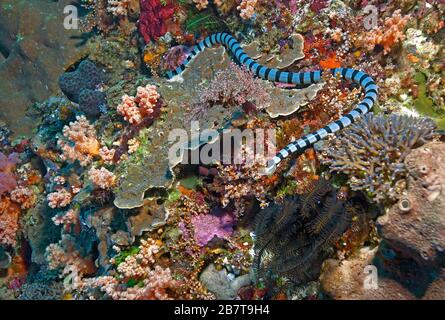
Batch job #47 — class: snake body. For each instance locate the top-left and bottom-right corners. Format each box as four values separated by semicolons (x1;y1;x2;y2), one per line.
166;32;378;174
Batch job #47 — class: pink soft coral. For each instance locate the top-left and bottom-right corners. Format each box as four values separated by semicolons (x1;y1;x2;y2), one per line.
237;0;258;19
58;116;100;166
88;167;116;189
47;189;72;209
10;187;36;210
117;84;160;125
193;0;209;10
80;238;177;300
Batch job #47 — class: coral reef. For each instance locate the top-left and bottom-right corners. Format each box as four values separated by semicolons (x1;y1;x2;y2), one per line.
378;141;445;272
1;0;445;302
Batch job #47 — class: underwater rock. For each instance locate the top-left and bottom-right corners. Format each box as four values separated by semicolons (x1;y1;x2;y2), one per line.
377;141;445;269
23;202;61;265
320;247;417;300
88;206;116;271
0;246;11;269
199;263;251;300
0;0;88;137
113;46;236;209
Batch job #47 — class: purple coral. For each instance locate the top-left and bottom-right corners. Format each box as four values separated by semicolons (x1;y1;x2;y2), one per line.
0;152;19;196
191;210;235;247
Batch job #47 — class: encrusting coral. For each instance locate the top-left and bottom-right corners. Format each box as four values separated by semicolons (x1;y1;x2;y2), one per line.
319;113;438;204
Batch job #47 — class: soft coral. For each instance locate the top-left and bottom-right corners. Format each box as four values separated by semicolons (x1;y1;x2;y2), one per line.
0;152;19;196
139;0;176;43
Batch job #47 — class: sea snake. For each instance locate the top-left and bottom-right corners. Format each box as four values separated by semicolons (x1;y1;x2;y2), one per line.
166;32;378;174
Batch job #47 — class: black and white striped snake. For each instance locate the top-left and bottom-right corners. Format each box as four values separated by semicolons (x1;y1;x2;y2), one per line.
167;32;378;174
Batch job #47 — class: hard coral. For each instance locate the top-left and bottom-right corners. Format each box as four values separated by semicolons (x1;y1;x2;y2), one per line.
139;0;176;43
59;60;104;103
319;113;438;204
59;60;105;118
378;141;445;269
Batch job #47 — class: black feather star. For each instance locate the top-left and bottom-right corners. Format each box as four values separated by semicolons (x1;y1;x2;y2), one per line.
253;179;364;291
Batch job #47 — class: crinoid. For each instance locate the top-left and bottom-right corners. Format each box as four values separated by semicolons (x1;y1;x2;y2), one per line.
253;179;364;291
